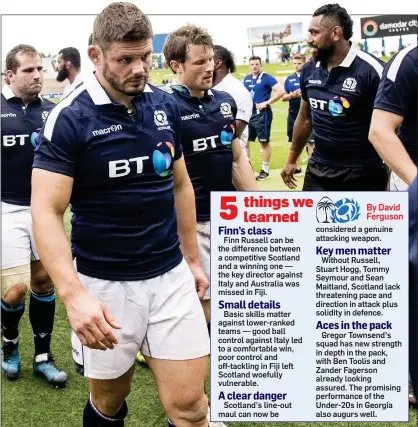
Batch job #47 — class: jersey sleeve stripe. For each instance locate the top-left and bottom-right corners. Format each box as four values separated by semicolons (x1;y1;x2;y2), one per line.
356;50;384;78
43;85;85;141
386;43;417;82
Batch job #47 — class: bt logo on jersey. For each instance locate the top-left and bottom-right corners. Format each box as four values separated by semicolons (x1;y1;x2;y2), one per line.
109;156;149;178
308;98;327;110
193;135;219;152
2;135;30;146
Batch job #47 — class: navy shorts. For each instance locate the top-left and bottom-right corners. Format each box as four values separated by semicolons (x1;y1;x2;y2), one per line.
249;107;273;143
303;161;389;191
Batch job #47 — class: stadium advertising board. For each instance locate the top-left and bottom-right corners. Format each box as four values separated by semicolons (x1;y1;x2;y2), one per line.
248;22;304;47
361;15;418;38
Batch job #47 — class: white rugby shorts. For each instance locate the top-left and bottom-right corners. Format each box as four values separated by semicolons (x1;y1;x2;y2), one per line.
71;258;209;379
390;171;409;191
1;202;39;269
196;222;210;300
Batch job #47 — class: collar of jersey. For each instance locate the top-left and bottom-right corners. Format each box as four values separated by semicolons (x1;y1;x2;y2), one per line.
83;71;153;106
315;42;357;70
2;84;42;102
171;84;214;100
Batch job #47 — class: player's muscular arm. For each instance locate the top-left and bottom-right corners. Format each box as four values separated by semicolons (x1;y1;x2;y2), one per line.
173;156;199;264
281;99;312;189
282;89;301;102
369;109;417;185
232;138;259;191
31;169;119;350
288;99;312;163
268;82;286;104
173;156;208;299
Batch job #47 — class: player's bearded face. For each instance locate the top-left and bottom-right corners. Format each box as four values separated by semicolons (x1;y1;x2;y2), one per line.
308;16;336;62
56;67;68;82
102;40;152;96
56;54;68;82
312;37;335;62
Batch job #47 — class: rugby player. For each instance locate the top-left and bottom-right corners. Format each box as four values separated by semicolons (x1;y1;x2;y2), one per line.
243;56;285;180
212;45;253;161
163;26;258;426
369;42;417;405
31;3;210;426
163;25;258;325
369;43;417;191
1;44;67;386
281;4;388;191
56;47;84;98
282;53;306;175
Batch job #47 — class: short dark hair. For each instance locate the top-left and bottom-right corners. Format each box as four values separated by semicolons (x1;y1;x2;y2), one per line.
59;47;81;69
163;25;213;72
88;33;93;46
249;55;262;64
6;44;39;74
214;45;236;73
313;3;353;40
92;2;153;52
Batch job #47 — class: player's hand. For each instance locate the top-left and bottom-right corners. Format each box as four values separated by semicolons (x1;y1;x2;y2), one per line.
281;163;298;189
292;89;302;98
188;262;209;300
65;290;121;350
256;101;269;111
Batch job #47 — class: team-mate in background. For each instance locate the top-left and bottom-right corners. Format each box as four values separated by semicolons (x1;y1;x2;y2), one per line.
56;47;84;98
243;56;285;180
282;53;306;176
1;44;67;387
163;24;258;329
281;3;388;191
212;45;253;161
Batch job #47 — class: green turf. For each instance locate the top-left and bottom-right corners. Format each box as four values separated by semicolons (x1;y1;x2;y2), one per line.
4;57;414;426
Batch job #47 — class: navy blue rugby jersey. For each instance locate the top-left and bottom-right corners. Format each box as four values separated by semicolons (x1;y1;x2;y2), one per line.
1;85;55;206
374;43;417;165
284;72;301;117
300;43;385;167
168;85;237;222
33;72;184;281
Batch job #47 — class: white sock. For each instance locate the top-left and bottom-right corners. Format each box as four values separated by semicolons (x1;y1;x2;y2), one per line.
3;336;19;345
262;161;269;173
35;353;49;363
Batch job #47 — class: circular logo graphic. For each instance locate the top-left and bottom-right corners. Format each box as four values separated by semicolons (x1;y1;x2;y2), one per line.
31;131;40;148
220;124;235;146
152;141;175;176
330;198;361;223
328;96;350;117
342;78;357;91
220;102;232;116
363;20;378;37
154;110;168;127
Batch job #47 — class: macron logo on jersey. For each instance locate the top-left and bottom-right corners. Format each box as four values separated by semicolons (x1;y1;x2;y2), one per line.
181;113;200;121
309;79;322;84
92;124;122;137
1;113;17;118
